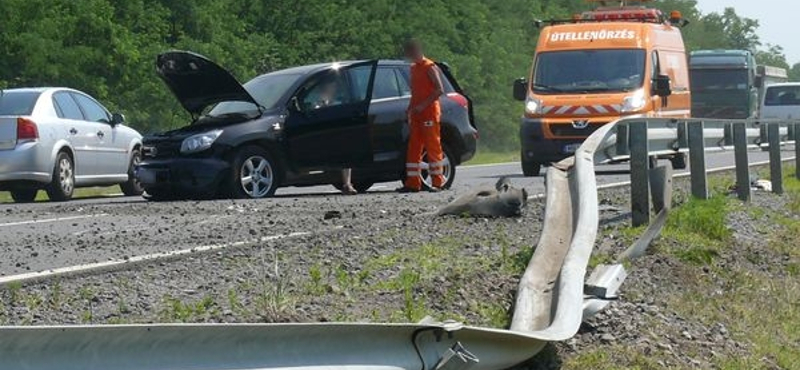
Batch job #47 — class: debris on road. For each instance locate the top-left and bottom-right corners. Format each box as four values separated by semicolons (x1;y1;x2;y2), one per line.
437;178;528;218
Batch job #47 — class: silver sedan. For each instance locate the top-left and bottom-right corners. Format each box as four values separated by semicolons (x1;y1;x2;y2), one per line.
0;88;143;202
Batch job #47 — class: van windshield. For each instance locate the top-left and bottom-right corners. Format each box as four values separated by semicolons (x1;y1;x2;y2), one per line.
534;49;646;94
764;85;800;106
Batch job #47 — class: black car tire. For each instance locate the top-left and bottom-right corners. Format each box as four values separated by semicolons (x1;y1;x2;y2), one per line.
11;189;38;203
420;144;457;190
120;149;145;196
46;151;75;202
229;146;281;199
522;161;542;177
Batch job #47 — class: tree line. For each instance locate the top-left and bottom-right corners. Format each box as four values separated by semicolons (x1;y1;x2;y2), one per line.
0;0;793;151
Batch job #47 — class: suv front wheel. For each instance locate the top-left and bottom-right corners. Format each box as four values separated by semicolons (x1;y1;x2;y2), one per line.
229;146;281;199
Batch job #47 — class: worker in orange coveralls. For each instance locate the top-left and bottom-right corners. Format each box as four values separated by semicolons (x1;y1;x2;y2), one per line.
398;39;446;193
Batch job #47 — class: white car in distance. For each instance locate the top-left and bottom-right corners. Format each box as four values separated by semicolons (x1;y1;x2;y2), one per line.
0;88;143;203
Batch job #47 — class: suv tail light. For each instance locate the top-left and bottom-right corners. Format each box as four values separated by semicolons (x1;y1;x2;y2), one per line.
17;117;39;143
446;92;469;109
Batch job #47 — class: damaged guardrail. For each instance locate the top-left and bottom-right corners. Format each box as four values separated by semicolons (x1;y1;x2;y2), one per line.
0;119;797;370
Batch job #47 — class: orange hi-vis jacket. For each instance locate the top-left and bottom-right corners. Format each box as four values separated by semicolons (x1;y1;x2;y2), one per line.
409;57;441;124
404;57;446;190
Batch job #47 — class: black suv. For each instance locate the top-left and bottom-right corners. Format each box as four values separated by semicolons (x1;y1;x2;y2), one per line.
136;51;477;199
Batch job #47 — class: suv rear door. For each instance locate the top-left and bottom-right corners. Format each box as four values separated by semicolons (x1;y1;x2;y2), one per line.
284;61;377;169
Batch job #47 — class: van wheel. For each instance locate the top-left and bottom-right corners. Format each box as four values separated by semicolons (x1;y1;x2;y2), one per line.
421;145;456;190
522;161;542;177
46;151;75;202
11;189;38;203
120;149;144;196
229;146;281;199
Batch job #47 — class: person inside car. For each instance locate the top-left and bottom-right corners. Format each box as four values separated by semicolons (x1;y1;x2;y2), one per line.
313;78;358;195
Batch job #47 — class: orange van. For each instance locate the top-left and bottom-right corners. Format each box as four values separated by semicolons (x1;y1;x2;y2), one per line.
513;2;690;176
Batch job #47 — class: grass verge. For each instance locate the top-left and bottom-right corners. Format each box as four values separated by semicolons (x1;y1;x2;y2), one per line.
466;150;519;165
0;186;122;204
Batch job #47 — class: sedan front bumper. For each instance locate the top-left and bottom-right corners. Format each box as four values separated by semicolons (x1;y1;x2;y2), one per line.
135;157;230;197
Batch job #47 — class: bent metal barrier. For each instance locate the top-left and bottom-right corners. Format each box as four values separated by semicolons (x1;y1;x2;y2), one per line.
0;119;797;370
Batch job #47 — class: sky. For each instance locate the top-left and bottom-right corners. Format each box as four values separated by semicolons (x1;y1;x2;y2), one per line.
695;0;799;64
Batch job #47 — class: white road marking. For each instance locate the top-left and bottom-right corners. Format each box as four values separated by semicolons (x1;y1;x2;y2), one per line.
0;227;343;286
0;214;108;228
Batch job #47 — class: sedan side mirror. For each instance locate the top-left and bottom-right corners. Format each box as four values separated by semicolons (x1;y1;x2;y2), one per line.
111;113;125;126
513;78;529;101
653;75;672;97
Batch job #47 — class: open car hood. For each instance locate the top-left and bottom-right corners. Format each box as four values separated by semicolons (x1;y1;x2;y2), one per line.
156;51;259;116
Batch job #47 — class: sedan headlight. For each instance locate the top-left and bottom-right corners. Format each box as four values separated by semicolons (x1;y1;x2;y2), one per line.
525;97;543;115
181;129;223;154
622;90;647;113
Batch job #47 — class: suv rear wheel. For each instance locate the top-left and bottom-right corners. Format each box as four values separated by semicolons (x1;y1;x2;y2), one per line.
46;151;75;201
421;144;456;190
229;146;281;199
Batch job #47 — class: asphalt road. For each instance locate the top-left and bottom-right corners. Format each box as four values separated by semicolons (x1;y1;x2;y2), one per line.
0;147;794;279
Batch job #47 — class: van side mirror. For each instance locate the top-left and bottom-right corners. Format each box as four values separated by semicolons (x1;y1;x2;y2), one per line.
513;78;529;101
653;75;672;97
110;113;125;126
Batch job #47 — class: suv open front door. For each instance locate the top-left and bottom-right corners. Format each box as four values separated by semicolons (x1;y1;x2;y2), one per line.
284;61;378;169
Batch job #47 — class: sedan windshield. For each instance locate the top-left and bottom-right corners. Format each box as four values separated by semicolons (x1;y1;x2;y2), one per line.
534;49;646;94
207;73;303;117
0;91;41;116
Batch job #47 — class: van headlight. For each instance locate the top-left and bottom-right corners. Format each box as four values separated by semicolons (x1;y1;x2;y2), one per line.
525;97;543;115
622;90;647;113
181;129;223;154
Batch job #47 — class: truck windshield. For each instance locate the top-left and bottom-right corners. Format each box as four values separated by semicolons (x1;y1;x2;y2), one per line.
690;70;749;91
534;49;646;94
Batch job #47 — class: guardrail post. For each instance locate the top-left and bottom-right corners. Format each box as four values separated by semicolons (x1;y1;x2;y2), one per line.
768;123;784;194
723;123;734;146
616;125;630;156
733;122;751;202
629;121;650;227
688;121;708;199
795;123;800;180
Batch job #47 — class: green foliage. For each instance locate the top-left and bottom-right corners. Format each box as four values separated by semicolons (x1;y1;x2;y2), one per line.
0;0;785;150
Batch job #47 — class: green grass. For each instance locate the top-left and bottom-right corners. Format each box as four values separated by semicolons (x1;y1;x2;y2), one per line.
465;150;519;165
660;194;732;265
0;186;122;203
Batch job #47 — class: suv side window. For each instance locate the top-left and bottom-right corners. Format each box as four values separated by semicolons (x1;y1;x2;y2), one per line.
52;92;85;120
372;68;402;100
72;93;111;123
394;69;411;96
300;72;349;111
346;65;373;102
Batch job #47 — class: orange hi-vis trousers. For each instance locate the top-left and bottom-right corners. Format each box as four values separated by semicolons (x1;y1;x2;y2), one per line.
405;118;445;190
